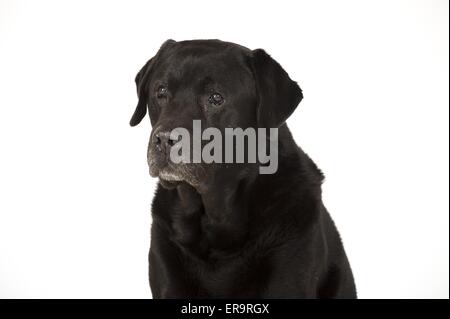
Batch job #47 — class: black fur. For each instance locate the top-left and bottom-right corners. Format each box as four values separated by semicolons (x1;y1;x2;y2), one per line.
131;39;356;298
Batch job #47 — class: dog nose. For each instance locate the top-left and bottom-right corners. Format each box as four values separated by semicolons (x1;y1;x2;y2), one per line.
154;131;177;152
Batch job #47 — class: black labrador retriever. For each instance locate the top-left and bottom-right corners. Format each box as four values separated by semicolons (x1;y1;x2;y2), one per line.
130;39;356;298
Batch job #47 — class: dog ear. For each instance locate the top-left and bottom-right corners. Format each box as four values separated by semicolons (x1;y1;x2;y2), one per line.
129;58;154;126
251;49;303;128
130;39;176;127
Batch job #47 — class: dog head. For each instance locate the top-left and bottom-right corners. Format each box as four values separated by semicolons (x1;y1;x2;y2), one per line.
130;39;302;190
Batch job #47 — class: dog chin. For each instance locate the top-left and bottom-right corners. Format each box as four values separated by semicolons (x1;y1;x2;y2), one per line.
158;178;181;189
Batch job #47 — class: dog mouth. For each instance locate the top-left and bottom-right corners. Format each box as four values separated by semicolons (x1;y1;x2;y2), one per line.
148;147;207;189
149;163;184;189
158;168;184;182
157;167;185;189
149;160;183;181
149;157;202;189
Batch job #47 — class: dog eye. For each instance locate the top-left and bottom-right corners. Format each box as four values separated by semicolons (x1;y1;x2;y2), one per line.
156;85;168;98
208;93;224;106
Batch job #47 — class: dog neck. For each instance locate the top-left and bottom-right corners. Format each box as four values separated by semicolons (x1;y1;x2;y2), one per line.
155;125;323;260
170;170;254;258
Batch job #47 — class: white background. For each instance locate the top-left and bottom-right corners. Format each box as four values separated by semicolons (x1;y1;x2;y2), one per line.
0;0;448;299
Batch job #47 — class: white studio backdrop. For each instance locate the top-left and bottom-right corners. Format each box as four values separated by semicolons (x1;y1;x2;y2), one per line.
0;0;448;299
